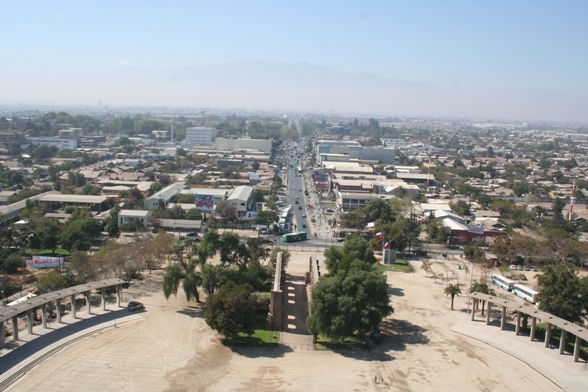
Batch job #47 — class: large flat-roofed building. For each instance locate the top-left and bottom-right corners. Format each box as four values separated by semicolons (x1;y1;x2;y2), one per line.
144;182;185;210
27;137;78;150
184;127;216;145
227;185;254;217
38;194;111;212
315;140;361;163
347;146;395;164
0;131;27;144
322;162;374;175
215;138;272;152
335;190;378;212
118;209;152;228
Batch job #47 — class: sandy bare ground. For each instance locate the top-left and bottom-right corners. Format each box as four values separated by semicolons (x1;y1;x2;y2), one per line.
1;251;587;391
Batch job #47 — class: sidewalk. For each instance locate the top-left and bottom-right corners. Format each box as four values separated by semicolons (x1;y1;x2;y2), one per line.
451;320;588;391
0;306;141;381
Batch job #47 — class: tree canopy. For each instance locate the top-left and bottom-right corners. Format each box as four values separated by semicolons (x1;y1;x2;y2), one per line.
306;236;392;341
204;282;258;339
536;265;587;325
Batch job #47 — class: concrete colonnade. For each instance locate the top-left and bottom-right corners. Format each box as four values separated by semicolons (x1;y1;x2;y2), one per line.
0;282;124;348
470;297;586;363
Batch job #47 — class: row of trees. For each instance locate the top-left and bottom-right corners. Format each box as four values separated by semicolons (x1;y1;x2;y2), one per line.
162;230;289;338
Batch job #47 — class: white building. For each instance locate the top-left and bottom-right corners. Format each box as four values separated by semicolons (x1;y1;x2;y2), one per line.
227;185;254;218
27;137;78;150
215;138;272;152
184;127;217;146
143;182;185;210
118;209;152;228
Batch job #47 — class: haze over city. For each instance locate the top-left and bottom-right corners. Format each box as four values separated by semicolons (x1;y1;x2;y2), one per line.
1;1;587;122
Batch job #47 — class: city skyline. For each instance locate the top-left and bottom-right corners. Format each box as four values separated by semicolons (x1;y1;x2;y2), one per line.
1;1;587;122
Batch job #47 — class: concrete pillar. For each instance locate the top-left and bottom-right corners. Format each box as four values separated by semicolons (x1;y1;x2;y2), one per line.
573;336;582;362
116;284;122;307
101;288;106;311
26;309;33;335
544;323;551;348
530;317;537;341
71;294;77;319
515;312;521;335
485;301;491;325
559;330;567;355
41;304;47;329
500;306;506;330
0;321;4;348
86;291;91;315
12;316;19;340
56;298;62;323
470;299;476;321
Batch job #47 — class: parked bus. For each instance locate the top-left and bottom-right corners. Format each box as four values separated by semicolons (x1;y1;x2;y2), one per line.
491;274;515;292
512;284;538;304
7;293;37;307
282;231;307;243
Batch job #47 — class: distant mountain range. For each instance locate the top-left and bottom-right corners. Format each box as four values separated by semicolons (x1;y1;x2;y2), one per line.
1;60;586;122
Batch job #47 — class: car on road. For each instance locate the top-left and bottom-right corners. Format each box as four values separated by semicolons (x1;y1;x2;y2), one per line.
299;206;302;210
295;200;299;204
302;215;306;218
302;224;307;228
127;301;144;311
186;232;198;237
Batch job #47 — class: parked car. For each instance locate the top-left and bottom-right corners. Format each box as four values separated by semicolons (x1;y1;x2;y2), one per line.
370;327;382;343
127;301;144;311
186;232;198;237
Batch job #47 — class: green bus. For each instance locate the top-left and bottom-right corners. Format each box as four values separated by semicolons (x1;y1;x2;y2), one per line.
282;231;307;242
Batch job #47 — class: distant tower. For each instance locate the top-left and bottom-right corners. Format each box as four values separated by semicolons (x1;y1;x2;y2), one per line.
170;120;174;142
569;177;576;221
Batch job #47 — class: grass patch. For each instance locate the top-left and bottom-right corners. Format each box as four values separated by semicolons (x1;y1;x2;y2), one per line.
258;292;271;300
222;312;279;347
375;258;412;272
314;334;366;351
25;248;71;256
535;323;588;361
92;245;107;258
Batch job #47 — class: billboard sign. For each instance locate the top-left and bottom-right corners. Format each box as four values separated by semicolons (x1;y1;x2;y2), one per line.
243;211;258;221
195;194;215;212
27;256;65;269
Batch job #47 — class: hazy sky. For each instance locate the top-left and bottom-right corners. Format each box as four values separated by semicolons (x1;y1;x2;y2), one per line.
1;1;587;121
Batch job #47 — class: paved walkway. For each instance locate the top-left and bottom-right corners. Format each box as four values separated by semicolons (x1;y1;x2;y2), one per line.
0;307;142;388
451;320;588;392
279;273;314;351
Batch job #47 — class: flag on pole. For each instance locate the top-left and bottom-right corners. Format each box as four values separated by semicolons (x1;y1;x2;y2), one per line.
376;231;384;239
383;241;391;249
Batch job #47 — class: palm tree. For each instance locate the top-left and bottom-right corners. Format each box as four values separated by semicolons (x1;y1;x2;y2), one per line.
162;242;203;302
469;281;490;316
444;283;462;310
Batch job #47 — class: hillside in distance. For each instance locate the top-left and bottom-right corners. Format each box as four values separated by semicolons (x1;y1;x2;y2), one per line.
2;60;587;122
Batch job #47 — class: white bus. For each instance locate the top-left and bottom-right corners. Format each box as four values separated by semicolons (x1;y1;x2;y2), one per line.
7;293;37;307
512;284;538;304
491;274;515;292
